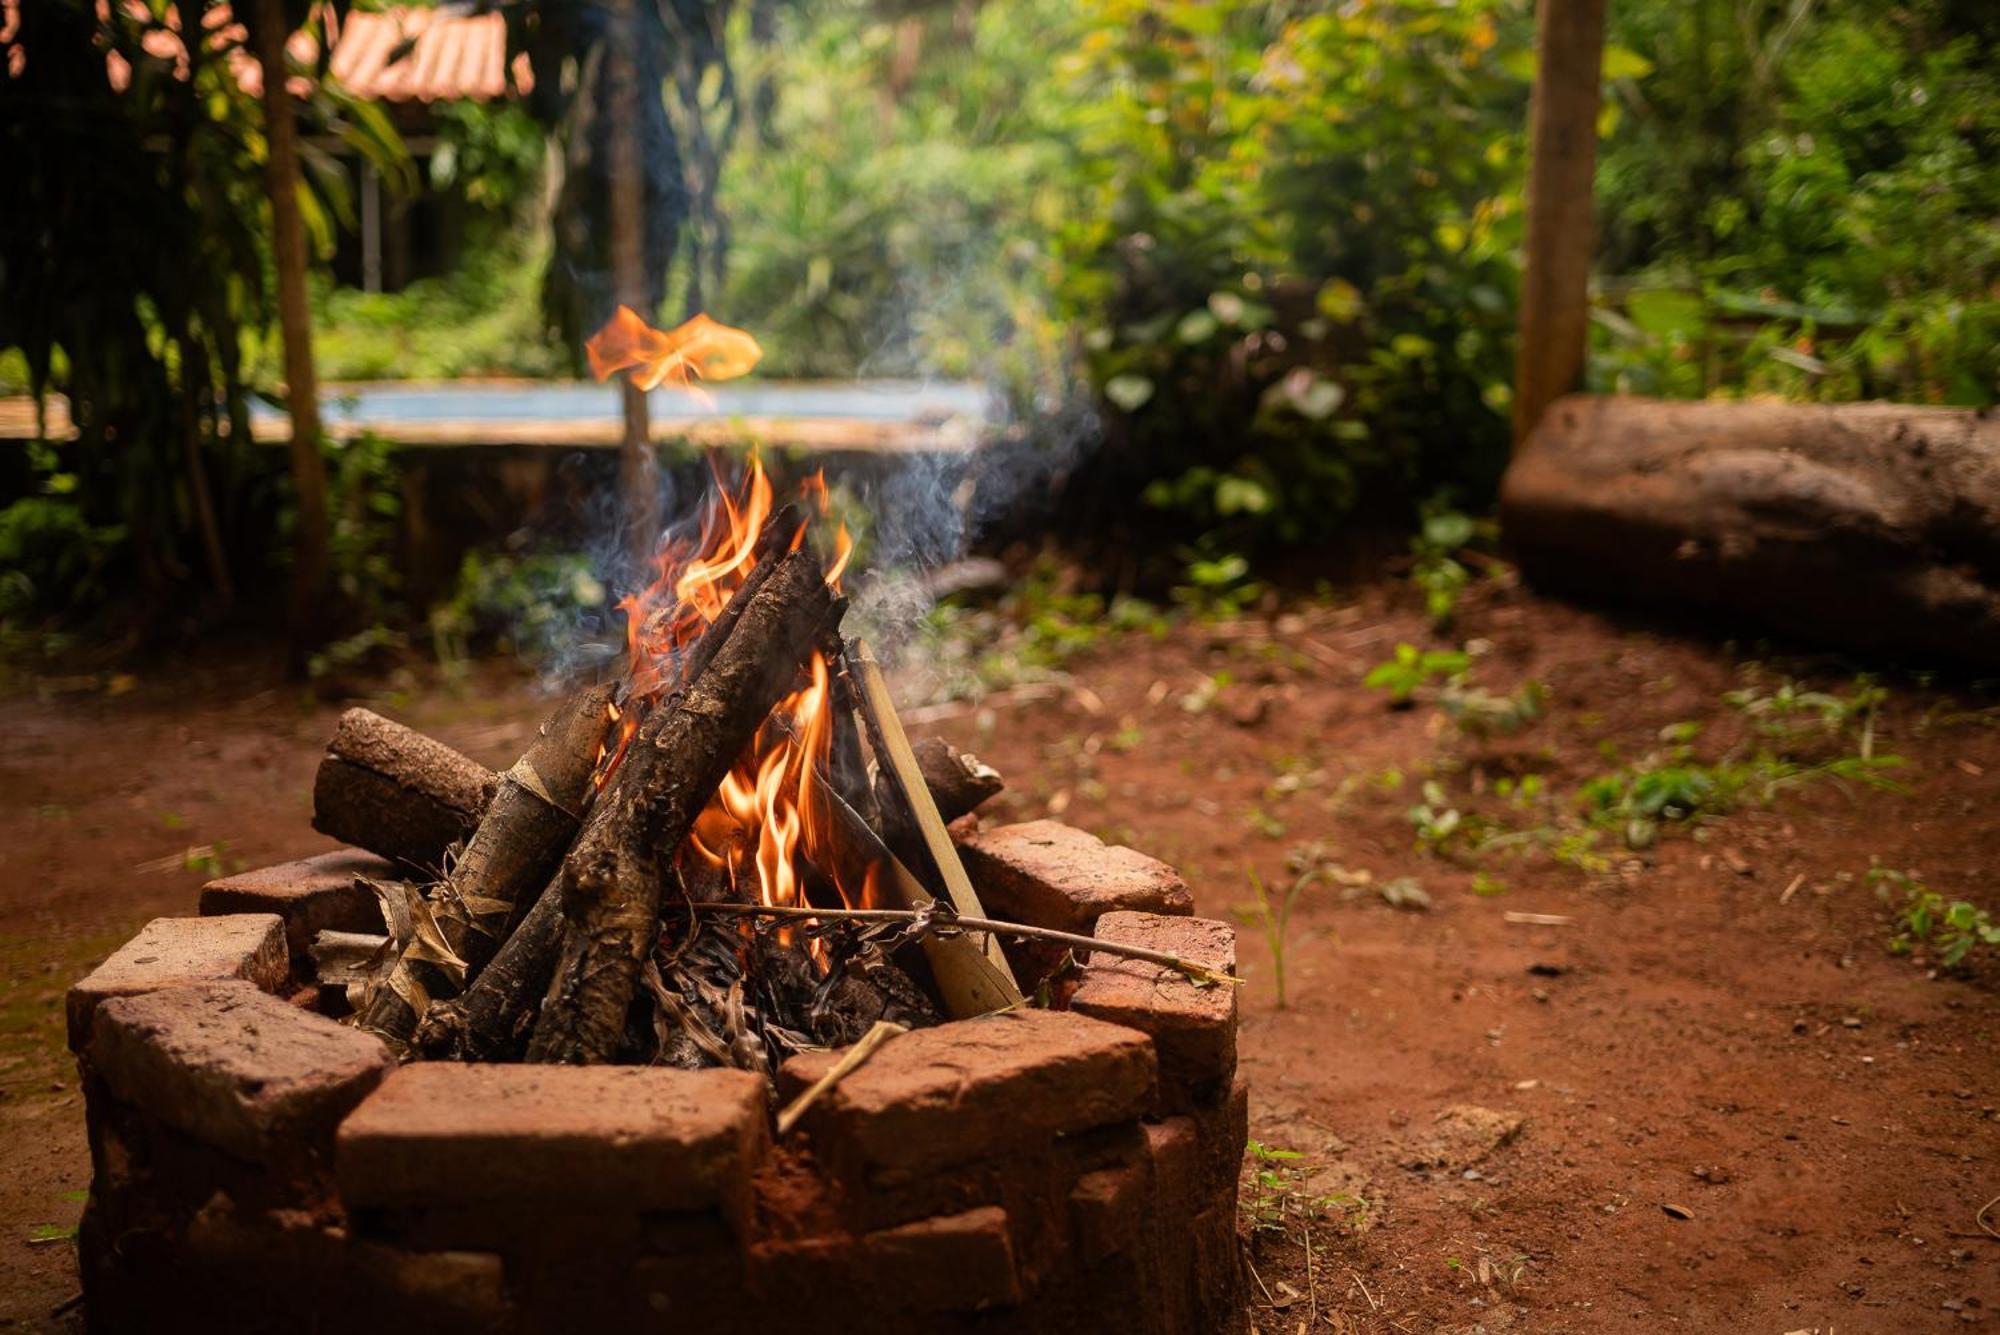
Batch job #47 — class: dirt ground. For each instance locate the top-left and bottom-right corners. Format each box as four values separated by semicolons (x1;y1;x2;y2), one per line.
1;575;1995;1332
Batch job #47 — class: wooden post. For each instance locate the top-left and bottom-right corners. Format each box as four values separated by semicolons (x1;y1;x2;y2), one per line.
1511;0;1608;447
606;0;657;573
250;0;334;643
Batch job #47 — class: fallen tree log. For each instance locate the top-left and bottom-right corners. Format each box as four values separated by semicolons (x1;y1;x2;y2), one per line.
527;547;838;1064
1499;395;2000;665
412;877;564;1061
356;685;616;1049
312;709;497;872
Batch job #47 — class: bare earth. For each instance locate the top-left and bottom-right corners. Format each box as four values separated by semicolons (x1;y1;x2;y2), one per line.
1;577;1995;1332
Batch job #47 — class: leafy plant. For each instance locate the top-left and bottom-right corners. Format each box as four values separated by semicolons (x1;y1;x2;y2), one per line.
1441;679;1548;738
1408;502;1498;630
1875;865;2000;971
1364;643;1471;706
1241;861;1314;1008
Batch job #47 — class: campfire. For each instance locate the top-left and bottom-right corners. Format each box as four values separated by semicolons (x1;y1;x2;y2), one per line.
68;308;1249;1333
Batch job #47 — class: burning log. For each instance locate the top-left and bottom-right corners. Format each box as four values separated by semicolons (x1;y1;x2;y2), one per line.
411;878;564;1062
527;547;839;1064
311;708;497;873
355;685;617;1050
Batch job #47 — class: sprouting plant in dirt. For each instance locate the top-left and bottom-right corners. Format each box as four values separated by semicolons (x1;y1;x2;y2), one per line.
1407;500;1496;631
1726;673;1889;760
1241;1140;1360;1235
1873;864;2000;970
1237;845;1338;1007
1171;548;1264;619
1440;678;1548;738
1364;642;1470;707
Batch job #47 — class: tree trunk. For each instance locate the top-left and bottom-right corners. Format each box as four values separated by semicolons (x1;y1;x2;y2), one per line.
312;708;498;874
527;548;837;1063
1499;394;2000;665
249;0;333;645
357;685;616;1049
1511;0;1608;447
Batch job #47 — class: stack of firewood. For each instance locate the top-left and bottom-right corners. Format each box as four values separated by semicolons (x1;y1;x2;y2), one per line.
307;511;1023;1073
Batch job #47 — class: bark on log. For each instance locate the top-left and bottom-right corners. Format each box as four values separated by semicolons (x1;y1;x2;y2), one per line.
412;878;565;1062
1500;395;2000;665
527;548;838;1064
357;685;616;1049
312;709;497;873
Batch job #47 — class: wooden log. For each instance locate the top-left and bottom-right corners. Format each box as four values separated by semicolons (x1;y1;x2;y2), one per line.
356;685;616;1049
1499;394;2000;665
411;878;564;1062
527;548;838;1064
311;709;497;873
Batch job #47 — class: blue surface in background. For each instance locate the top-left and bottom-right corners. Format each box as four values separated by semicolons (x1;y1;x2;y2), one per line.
248;380;993;428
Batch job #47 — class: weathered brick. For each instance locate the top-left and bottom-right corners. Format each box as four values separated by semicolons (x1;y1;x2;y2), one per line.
1195;1075;1251;1197
1071;912;1237;1110
781;1009;1156;1176
1070;1161;1148;1264
68;914;288;1050
957;820;1192;934
88;980;391;1166
200;849;389;964
864;1205;1024;1312
337;1063;768;1228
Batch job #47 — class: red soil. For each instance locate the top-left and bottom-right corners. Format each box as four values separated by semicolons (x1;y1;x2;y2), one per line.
2;576;1995;1331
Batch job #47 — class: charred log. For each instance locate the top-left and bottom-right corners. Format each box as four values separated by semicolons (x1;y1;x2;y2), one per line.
311;709;497;873
526;547;838;1064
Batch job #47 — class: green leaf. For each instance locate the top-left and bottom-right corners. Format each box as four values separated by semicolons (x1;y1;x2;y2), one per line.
1601;45;1653;81
1103;374;1155;412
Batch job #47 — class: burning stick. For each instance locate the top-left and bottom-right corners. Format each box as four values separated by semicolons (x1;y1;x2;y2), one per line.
355;684;616;1050
528;547;839;1064
848;639;1023;996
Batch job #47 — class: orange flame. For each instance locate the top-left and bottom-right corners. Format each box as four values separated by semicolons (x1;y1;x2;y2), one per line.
584;308;869;953
586;306;763;398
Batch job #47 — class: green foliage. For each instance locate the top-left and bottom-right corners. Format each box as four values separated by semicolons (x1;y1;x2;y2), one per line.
1594;0;1999;405
1875;864;2000;971
428;548;608;670
1409;501;1496;630
0;446;127;618
717;0;1070;395
1240;858;1314;1008
1057;0;1529;545
1440;678;1547;738
1364;643;1471;705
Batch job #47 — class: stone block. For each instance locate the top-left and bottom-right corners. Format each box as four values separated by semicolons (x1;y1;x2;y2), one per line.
781;1009;1155;1177
88;981;391;1166
200;850;390;963
957;821;1192;934
864;1205;1023;1312
1071;912;1237;1110
68;914;288;1050
337;1063;768;1229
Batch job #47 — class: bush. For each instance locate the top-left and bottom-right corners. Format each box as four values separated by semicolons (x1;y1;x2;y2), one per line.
1051;0;1530;546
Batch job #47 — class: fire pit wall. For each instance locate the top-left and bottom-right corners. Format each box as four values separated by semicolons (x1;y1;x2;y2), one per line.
71;820;1246;1335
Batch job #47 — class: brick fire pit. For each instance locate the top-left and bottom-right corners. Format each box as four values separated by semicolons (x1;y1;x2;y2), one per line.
71;820;1246;1334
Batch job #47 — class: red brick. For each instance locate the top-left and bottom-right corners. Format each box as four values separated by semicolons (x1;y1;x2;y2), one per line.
957;820;1192;933
88;981;391;1166
1194;1075;1251;1197
1144;1117;1198;1218
1071;912;1237;1110
336;1063;768;1228
1070;1161;1148;1264
200;849;390;964
68;914;288;1050
781;1009;1155;1176
864;1205;1024;1312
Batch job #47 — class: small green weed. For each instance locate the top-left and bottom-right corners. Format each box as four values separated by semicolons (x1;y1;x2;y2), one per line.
1440;679;1548;738
1875;865;1999;970
1364;643;1470;706
1240;862;1312;1008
